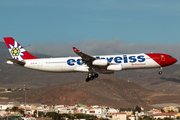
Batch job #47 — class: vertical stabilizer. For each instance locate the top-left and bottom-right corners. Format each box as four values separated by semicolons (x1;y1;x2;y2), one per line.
3;37;38;60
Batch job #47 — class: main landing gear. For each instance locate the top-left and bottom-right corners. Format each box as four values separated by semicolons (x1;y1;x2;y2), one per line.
158;67;162;75
86;73;99;82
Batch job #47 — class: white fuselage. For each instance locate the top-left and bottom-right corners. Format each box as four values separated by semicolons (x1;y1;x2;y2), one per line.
14;53;160;73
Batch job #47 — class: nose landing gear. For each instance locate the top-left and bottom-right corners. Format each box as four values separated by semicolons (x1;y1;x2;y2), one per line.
158;71;162;75
158;67;162;75
86;73;99;82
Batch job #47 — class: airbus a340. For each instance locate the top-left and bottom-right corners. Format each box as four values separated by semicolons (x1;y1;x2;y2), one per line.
4;37;177;82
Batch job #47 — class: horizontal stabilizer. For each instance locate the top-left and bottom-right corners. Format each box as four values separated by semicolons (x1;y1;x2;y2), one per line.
7;58;26;66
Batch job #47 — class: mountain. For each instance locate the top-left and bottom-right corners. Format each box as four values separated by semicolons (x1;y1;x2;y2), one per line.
0;76;158;109
1;76;180;109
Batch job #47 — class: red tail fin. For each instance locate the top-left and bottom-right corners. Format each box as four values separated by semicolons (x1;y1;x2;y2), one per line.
3;37;38;60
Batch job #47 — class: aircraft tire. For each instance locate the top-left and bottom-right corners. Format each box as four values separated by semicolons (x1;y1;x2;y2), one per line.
90;76;94;80
86;78;90;82
94;73;99;78
159;71;162;75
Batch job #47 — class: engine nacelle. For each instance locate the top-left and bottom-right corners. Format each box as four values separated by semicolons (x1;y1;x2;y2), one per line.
107;65;122;71
92;59;108;66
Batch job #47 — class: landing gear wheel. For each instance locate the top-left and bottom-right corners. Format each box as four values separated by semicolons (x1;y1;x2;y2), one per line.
158;67;162;75
159;71;162;75
86;78;90;82
90;76;94;80
94;73;99;78
85;72;99;82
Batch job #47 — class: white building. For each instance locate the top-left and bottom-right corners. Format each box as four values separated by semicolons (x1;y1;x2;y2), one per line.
86;108;102;116
57;106;75;114
106;108;119;116
112;113;127;120
149;112;176;119
21;117;36;120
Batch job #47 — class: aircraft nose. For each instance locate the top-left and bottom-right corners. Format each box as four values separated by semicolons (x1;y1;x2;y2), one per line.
173;58;178;64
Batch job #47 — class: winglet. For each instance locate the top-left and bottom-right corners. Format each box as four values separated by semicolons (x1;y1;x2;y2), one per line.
72;47;96;61
73;47;80;52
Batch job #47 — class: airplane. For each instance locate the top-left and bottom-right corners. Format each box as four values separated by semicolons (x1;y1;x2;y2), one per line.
3;37;177;82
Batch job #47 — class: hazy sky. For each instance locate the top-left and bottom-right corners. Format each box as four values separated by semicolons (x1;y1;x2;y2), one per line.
1;0;180;62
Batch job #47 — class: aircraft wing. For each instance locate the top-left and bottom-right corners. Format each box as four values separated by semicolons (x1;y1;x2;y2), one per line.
73;47;97;67
7;58;26;66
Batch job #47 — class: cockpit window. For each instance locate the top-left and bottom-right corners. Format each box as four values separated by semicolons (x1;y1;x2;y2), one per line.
169;56;173;58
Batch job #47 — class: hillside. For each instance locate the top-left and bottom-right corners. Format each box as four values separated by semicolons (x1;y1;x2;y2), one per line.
0;76;157;109
111;64;180;93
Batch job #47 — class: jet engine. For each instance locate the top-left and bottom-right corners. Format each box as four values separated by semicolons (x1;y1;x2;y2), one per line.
107;64;122;71
92;59;108;66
